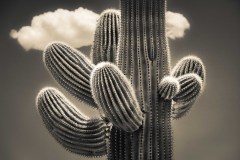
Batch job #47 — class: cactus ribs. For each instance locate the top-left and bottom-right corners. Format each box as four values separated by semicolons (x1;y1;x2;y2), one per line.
36;0;206;160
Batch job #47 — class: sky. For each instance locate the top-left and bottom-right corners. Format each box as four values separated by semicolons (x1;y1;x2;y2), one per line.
1;0;240;160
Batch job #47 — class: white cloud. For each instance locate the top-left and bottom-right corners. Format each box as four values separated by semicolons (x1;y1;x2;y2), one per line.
10;8;99;51
166;11;190;40
10;8;190;51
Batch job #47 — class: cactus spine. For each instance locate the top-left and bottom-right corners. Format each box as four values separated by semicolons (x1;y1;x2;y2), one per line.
36;0;206;160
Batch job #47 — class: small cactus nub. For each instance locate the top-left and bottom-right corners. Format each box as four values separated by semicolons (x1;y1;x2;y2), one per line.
159;76;180;100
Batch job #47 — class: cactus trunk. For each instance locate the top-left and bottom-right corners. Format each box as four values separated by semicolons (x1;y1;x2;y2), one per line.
110;0;172;159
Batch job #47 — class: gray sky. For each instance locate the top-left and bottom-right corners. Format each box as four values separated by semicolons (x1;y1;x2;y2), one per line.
1;0;240;160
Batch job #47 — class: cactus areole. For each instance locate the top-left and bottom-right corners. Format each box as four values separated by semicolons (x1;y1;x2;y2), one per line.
36;0;206;160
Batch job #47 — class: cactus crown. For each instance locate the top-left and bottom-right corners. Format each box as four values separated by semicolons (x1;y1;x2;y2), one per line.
36;0;206;160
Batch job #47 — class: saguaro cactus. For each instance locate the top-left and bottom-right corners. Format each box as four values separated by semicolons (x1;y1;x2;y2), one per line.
36;0;206;160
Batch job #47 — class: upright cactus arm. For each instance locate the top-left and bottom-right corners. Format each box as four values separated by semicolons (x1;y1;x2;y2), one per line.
36;87;108;157
170;56;206;119
90;62;143;132
44;42;97;108
91;9;120;64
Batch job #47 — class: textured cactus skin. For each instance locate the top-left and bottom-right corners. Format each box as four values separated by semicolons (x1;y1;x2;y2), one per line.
36;88;108;157
44;43;97;107
91;10;120;64
36;0;206;159
171;56;205;119
91;62;143;132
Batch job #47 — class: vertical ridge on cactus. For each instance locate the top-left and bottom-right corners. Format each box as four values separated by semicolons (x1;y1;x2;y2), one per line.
44;42;97;107
91;9;120;64
36;87;107;157
35;0;206;159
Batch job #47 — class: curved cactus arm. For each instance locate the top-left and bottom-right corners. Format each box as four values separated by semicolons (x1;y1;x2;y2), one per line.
174;74;203;103
36;87;108;157
44;42;97;108
172;73;203;119
171;56;206;119
90;9;120;64
90;62;143;132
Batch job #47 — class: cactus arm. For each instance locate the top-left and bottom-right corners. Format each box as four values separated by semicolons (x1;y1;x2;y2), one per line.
43;42;97;108
36;87;108;157
90;9;120;64
172;73;203;119
90;62;143;132
174;74;203;103
171;56;206;119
